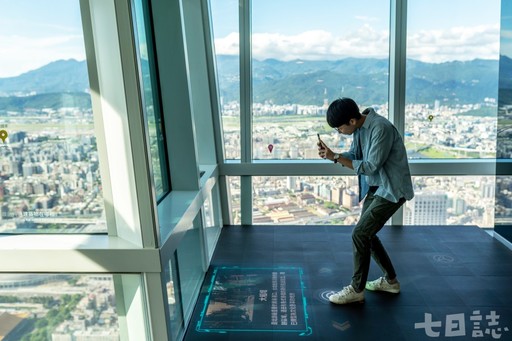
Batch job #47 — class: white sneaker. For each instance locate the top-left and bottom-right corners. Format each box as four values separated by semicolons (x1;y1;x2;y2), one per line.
328;285;364;304
365;277;400;294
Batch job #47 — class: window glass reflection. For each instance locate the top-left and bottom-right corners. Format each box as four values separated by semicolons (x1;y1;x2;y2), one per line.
202;185;221;260
176;217;205;320
132;0;170;199
164;253;183;341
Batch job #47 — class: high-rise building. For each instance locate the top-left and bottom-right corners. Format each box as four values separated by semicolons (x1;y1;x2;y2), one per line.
481;182;495;199
286;176;296;191
405;191;448;225
318;184;331;201
342;190;358;209
331;187;344;205
454;198;467;215
22;163;34;177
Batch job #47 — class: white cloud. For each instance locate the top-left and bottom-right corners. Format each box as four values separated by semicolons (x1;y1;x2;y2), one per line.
407;24;500;62
216;26;389;61
0;23;501;78
214;32;240;56
214;24;500;63
355;15;380;22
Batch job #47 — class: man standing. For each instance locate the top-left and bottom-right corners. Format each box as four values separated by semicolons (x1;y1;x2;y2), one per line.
318;97;414;304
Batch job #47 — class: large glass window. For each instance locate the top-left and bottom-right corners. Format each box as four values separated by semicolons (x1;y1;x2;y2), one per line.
405;0;501;159
404;176;495;227
249;175;496;227
0;0;106;233
210;0;241;160
0;274;119;340
132;0;170;200
252;176;361;225
251;0;390;160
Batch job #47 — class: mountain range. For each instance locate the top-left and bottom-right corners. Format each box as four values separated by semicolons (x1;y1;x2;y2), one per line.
0;56;508;111
218;56;501;106
0;59;90;111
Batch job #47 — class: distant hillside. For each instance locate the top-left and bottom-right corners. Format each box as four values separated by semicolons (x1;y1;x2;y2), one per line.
217;55;501;106
0;59;89;96
0;92;91;112
0;56;506;111
498;55;512;106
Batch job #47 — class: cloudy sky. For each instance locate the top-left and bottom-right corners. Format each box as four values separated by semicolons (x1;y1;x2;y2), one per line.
0;0;504;78
212;0;501;63
0;0;85;77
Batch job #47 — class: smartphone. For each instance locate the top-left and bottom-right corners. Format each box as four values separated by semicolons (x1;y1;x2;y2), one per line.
317;133;324;149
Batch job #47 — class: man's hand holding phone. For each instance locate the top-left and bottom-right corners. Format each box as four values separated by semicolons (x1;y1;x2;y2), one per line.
317;134;324;149
317;133;330;159
317;133;342;165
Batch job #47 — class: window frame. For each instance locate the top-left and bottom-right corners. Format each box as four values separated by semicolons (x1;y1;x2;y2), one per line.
213;0;506;226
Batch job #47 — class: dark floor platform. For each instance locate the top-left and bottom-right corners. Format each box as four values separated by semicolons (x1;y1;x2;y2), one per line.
184;225;512;341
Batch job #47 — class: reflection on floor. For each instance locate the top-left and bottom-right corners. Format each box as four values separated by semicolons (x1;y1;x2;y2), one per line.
184;225;512;341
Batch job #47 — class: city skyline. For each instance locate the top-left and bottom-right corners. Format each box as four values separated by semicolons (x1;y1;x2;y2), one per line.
0;98;500;232
0;0;504;231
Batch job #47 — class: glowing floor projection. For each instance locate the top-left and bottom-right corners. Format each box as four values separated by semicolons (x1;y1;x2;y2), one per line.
195;266;311;335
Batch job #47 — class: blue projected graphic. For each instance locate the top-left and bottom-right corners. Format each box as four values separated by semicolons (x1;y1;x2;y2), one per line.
196;266;311;335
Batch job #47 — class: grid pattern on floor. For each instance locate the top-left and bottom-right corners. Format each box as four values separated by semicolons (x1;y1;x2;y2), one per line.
184;225;512;341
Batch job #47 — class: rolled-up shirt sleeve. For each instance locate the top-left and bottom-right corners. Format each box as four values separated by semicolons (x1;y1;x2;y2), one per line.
341;142;357;161
341;151;356;161
342;134;361;170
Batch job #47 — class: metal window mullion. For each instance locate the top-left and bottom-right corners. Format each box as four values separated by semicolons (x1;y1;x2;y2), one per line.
389;0;407;226
79;0;117;236
240;0;252;225
389;0;407;133
202;0;226;164
113;275;151;341
201;0;231;226
82;0;150;246
142;272;171;341
151;0;200;192
114;0;158;248
219;160;497;177
82;1;166;340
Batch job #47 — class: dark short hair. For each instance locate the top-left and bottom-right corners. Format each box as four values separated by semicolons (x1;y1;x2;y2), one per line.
326;97;361;128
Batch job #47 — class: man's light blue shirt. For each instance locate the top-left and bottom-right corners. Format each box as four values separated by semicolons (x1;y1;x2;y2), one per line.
341;108;414;203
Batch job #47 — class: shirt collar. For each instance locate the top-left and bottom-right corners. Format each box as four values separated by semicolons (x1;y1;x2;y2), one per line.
361;108;376;129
